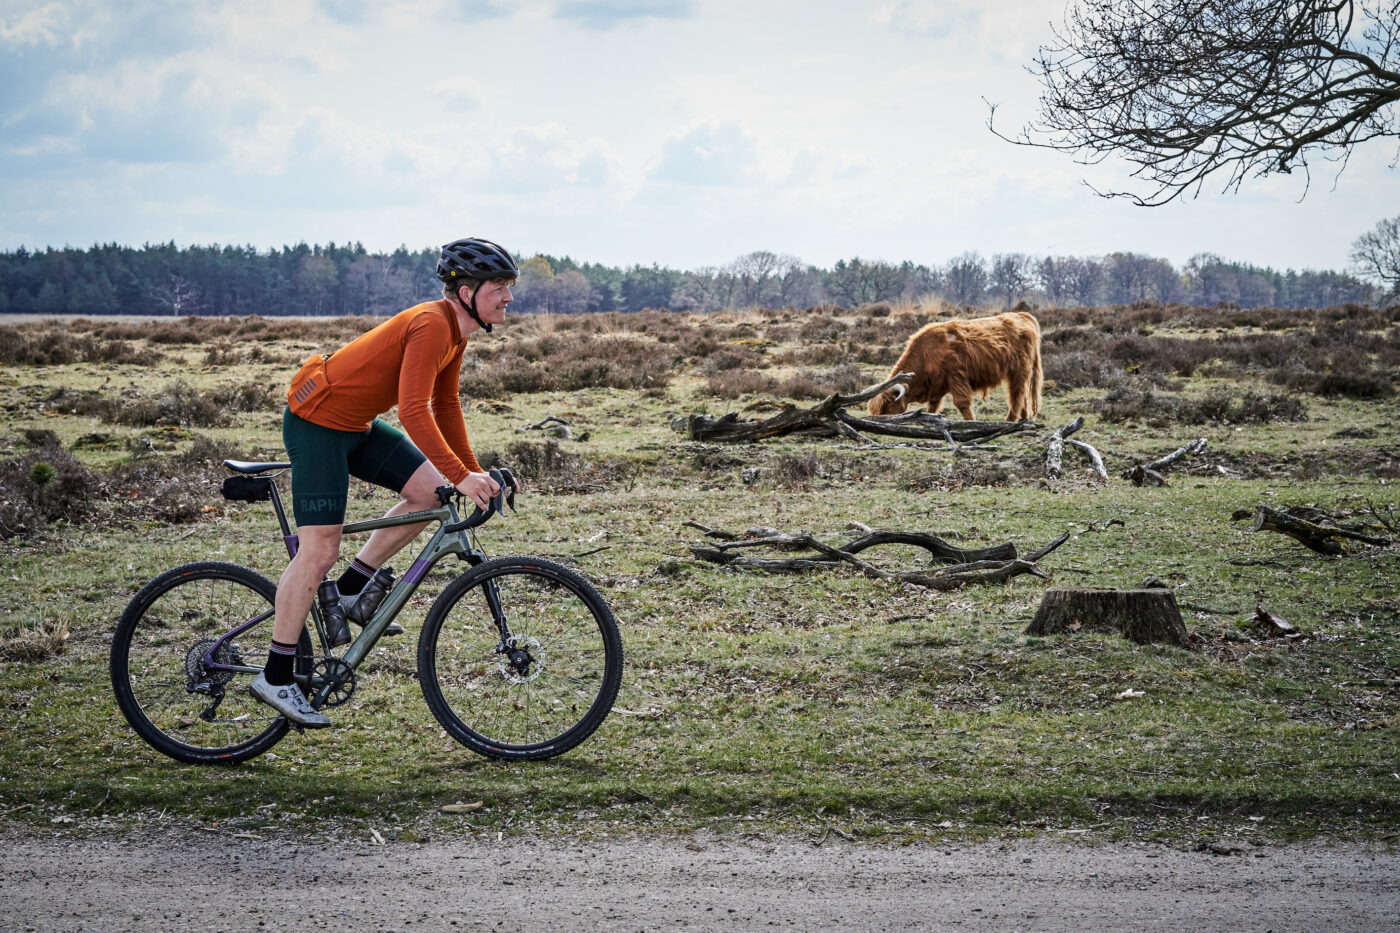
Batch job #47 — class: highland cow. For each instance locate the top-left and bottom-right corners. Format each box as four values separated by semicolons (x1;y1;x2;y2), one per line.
868;311;1042;421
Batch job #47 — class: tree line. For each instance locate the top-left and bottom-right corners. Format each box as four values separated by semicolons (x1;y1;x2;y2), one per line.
0;240;1383;318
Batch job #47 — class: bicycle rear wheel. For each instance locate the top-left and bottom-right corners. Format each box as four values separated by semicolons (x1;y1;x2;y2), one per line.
418;556;623;761
110;561;310;765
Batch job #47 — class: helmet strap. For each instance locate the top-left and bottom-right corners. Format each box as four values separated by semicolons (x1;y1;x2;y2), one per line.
460;282;492;334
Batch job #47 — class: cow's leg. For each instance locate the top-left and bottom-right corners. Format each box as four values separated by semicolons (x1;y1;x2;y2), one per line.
948;378;976;420
1007;358;1035;421
1006;371;1026;421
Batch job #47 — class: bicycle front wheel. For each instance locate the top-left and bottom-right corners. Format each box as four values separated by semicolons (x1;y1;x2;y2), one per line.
110;561;310;765
418;556;623;761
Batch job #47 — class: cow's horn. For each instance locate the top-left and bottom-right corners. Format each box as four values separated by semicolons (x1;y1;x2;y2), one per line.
891;384;906;401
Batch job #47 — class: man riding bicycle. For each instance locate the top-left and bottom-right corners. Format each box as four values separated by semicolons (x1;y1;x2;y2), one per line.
249;237;518;727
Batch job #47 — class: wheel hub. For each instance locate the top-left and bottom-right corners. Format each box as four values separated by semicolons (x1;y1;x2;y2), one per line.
498;634;544;684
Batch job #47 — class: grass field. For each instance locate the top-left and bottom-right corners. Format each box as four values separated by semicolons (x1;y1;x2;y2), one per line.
1;302;1397;846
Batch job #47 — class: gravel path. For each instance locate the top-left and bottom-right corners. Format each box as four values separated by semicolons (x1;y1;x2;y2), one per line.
2;831;1397;932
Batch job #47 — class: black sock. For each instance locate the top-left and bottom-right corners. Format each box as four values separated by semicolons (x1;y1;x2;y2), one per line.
264;638;297;686
337;557;376;596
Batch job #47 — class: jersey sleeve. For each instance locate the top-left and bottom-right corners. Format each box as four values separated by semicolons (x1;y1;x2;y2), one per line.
432;346;483;475
397;313;473;486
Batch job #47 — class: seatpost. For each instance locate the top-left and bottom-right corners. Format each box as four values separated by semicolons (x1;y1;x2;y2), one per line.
268;482;297;557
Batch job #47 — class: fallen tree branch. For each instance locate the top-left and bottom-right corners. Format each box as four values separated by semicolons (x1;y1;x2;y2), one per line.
676;374;1041;445
1044;417;1084;479
1067;439;1108;484
516;415;573;439
1251;504;1392;554
687;523;1068;591
1026;530;1073;562
1127;438;1208;485
898;559;1048;591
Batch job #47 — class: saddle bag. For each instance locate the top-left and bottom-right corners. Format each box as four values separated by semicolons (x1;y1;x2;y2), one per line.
221;475;273;503
286;352;333;418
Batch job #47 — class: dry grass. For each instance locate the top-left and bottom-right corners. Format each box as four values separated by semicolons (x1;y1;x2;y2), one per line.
0;618;70;662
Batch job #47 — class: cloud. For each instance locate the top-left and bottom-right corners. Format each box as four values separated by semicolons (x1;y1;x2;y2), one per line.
871;0;1053;61
651;122;758;187
469;125;617;193
552;0;696;30
439;0;517;22
431;76;487;112
0;3;66;45
318;0;374;25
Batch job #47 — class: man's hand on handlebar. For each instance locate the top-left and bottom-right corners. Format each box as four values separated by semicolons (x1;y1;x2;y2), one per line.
455;471;501;511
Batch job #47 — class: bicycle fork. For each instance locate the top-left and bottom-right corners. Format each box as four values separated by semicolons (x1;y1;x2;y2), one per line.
482;578;535;681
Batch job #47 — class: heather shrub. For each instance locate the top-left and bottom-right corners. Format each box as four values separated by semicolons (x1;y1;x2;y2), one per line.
1097;384;1305;425
0;444;103;538
45;379;278;428
705;369;779;399
776;363;869;400
1042;350;1125;391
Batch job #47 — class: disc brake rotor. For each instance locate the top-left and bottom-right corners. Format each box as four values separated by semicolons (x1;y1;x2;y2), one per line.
499;634;545;684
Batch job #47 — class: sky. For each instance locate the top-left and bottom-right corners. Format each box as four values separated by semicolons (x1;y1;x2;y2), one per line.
1;0;1395;273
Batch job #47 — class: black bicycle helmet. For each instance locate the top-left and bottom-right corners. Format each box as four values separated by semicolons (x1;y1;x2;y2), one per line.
437;238;518;333
436;238;519;284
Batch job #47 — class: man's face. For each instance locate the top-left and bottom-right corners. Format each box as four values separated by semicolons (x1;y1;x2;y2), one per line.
474;279;514;324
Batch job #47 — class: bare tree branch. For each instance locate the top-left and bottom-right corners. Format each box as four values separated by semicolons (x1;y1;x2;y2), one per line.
991;0;1400;205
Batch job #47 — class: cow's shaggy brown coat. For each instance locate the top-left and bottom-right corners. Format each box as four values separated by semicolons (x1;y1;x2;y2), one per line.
868;311;1042;421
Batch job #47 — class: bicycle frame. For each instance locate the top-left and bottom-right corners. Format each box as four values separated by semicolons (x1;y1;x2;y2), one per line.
201;476;491;700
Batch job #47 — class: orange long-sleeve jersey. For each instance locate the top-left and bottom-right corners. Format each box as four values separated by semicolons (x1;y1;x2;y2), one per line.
303;301;483;486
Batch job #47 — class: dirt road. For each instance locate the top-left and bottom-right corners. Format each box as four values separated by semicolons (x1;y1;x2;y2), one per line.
2;831;1397;932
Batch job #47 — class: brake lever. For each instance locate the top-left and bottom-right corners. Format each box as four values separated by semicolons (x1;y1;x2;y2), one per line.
497;467;518;513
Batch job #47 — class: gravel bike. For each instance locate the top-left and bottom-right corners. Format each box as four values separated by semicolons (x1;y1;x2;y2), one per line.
110;460;623;765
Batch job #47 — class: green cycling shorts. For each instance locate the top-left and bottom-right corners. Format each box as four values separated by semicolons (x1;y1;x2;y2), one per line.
282;407;428;527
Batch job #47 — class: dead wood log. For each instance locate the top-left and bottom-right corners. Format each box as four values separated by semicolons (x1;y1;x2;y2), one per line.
1067;439;1109;484
1252;604;1302;638
516;415;573;439
1027;588;1192;647
677;373;1040;445
1127;438;1208;484
1142;437;1207;473
688;548;833;574
1250;505;1390;554
1044;417;1084;479
1026;530;1073;561
838;531;1016;564
898;560;1047;591
687;523;1070;591
1128;466;1170;487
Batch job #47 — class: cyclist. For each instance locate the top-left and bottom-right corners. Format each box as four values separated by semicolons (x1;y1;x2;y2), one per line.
249;237;517;726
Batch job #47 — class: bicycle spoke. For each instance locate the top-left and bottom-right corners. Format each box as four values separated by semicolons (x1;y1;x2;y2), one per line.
419;557;622;760
112;563;299;765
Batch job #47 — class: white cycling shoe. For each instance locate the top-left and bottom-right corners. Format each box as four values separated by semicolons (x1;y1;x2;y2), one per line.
249;672;331;728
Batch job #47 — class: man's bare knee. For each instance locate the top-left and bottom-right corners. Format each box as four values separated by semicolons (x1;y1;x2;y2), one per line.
401;464;445;511
296;527;343;576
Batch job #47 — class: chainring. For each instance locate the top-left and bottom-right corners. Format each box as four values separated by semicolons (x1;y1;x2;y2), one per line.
311;657;357;708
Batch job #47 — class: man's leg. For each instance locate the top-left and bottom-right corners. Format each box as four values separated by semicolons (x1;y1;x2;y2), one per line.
272;523;343;645
347;460;444;569
248;524;341;729
252;408;355;727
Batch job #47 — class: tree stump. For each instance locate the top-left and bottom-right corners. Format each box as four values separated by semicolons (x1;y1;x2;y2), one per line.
1026;588;1192;647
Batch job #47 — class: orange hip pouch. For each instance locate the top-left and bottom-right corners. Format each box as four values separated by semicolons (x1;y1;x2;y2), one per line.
287;352;333;417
